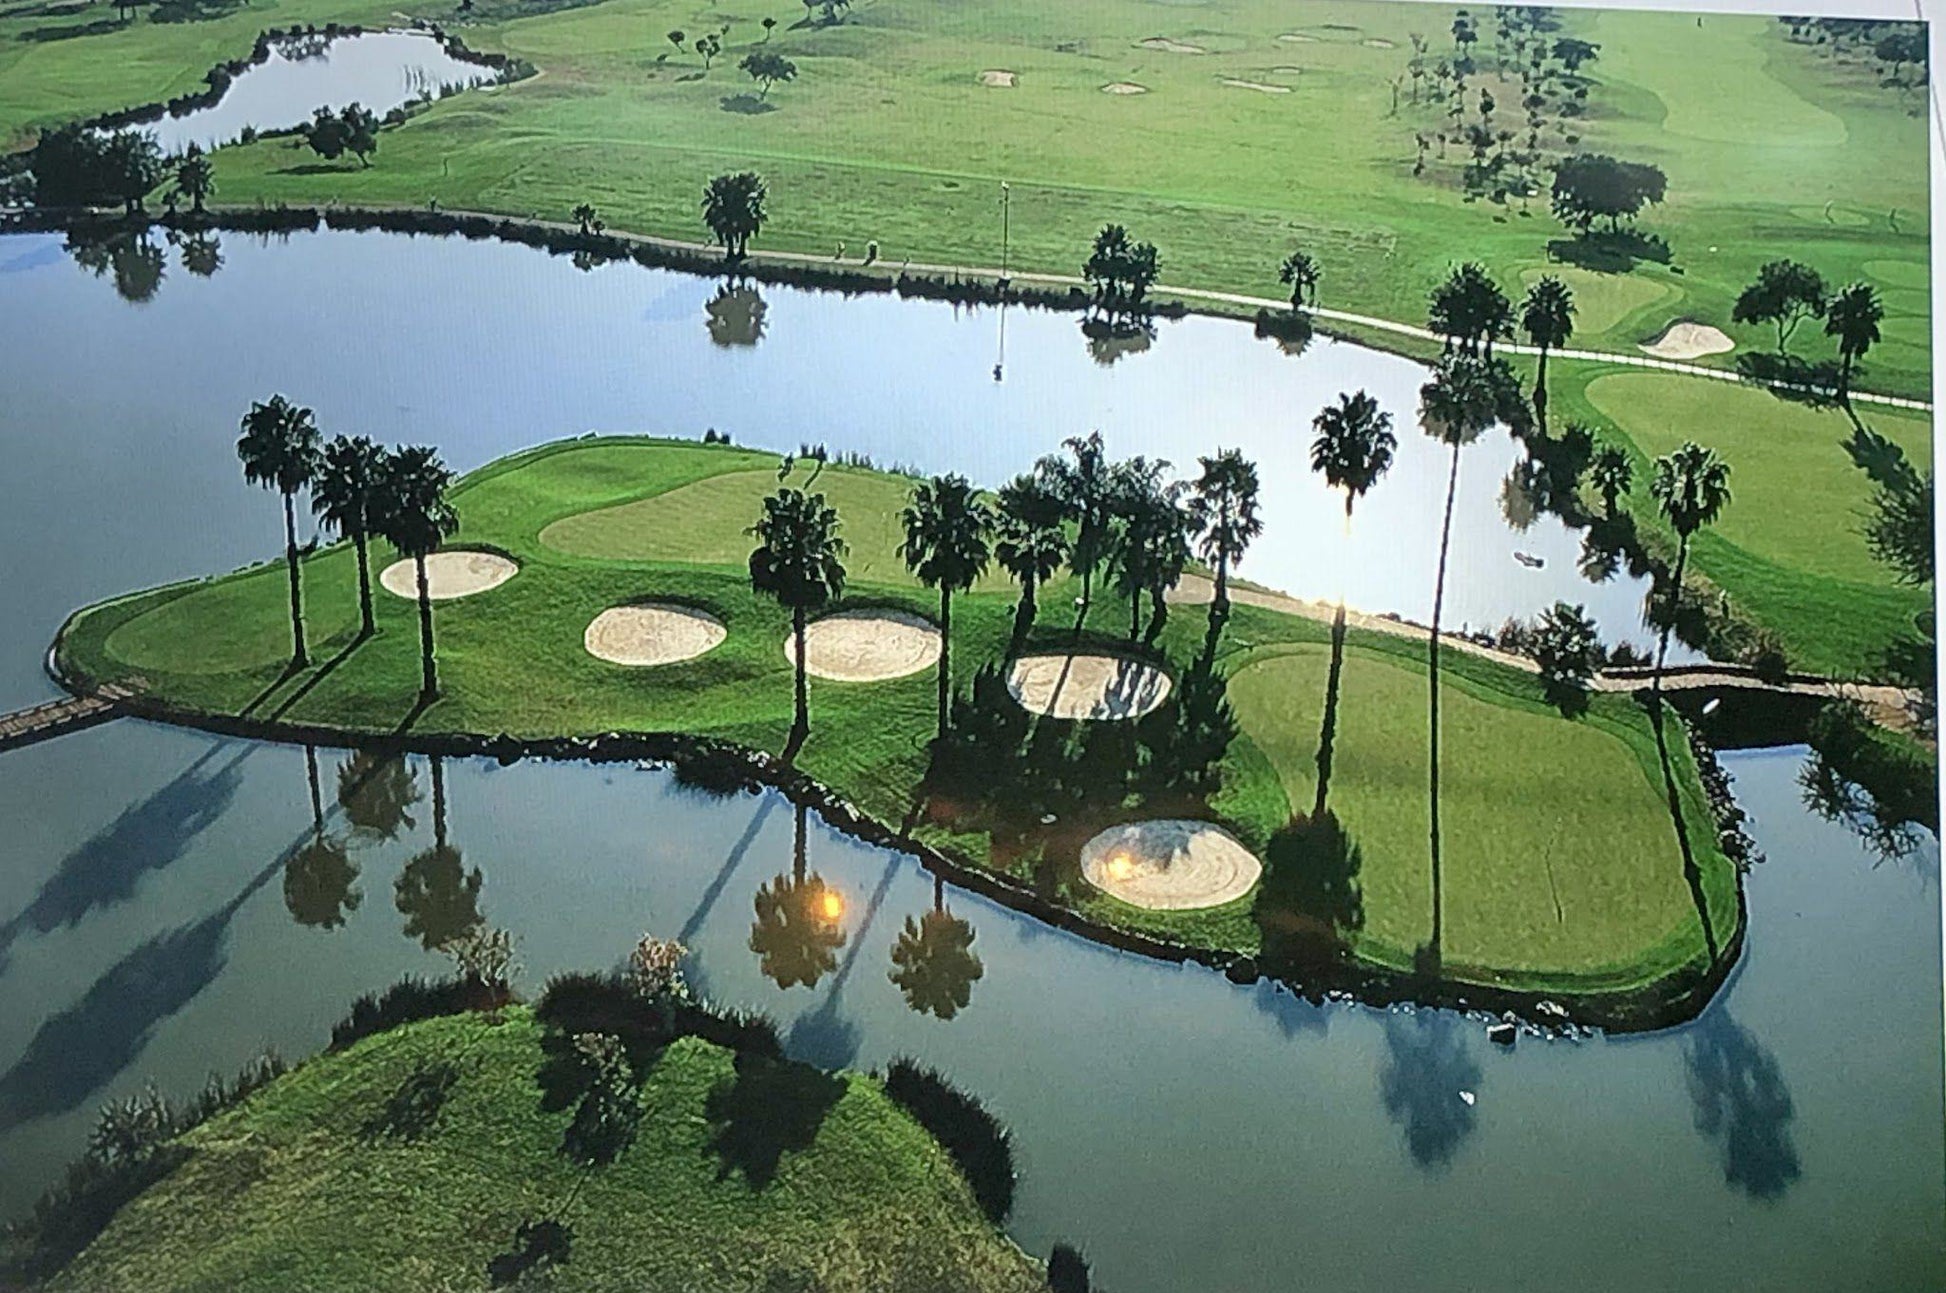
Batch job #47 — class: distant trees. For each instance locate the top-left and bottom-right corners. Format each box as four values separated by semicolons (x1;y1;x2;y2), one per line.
1732;259;1827;353
1082;224;1160;328
1187;449;1263;625
173;144;214;214
571;202;601;235
1518;275;1575;427
27;126;163;213
374;447;461;702
1278;248;1320;315
236;394;322;669
302;103;379;167
696;32;723;70
702;171;768;260
1552;37;1600;73
802;0;851;23
748;487;848;752
900;475;994;740
312;435;390;638
1428;262;1512;357
740;50;798;99
1824;282;1884;402
1549;153;1666;234
1648;443;1732;692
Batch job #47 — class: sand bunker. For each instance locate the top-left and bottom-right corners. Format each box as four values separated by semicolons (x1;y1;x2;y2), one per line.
1277;33;1319;43
379;551;517;601
585;603;726;667
1007;653;1172;721
1102;82;1149;95
1639;321;1735;360
1081;820;1263;910
1363;37;1397;48
1270;65;1304;74
1138;37;1206;54
786;609;941;682
1223;78;1291;94
978;69;1016;87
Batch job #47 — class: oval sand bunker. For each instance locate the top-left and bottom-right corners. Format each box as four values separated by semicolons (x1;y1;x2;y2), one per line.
380;551;517;601
1639;320;1734;360
1102;81;1149;95
1081;820;1262;910
585;604;726;667
1007;653;1171;720
787;609;941;682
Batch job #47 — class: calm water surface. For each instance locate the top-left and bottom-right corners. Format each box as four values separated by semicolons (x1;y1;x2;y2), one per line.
0;228;1937;1291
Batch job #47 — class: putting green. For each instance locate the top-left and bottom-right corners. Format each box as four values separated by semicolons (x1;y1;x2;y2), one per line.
1517;264;1677;337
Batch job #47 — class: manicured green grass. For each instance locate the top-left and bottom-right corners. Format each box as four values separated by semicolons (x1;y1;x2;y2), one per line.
1558;364;1932;676
1;0;1930;396
56;435;1736;1002
48;1011;1041;1293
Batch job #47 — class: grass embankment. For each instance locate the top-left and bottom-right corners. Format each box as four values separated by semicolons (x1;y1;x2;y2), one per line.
1;0;1930;397
1550;365;1933;677
45;1009;1041;1293
56;436;1738;1005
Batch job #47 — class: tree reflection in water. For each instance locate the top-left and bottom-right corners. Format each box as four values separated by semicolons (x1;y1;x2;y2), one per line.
284;745;361;929
394;756;483;951
705;281;767;347
888;875;983;1022
1378;1009;1481;1172
1684;1009;1801;1200
66;228;166;304
336;747;421;842
749;802;845;991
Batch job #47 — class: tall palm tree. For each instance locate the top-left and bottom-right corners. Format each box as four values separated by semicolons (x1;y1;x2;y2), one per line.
901;475;994;741
1417;355;1501;962
174;143;214;214
1278;248;1321;314
1589;443;1633;517
1309;391;1396;817
372;446;459;703
1519;275;1575;429
236;394;322;668
1106;456;1181;642
1036;432;1114;625
1648;443;1733;693
311;435;390;638
1824;282;1884;406
749;487;848;753
1187;449;1264;625
992;472;1070;640
702;171;768;261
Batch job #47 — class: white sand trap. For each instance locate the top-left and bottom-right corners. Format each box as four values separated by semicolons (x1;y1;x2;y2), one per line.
1081;820;1262;910
978;69;1016;87
380;551;517;601
585;604;725;667
1363;37;1396;48
1007;653;1172;721
1138;37;1206;54
786;609;941;682
1270;65;1304;74
1639;320;1735;360
1102;81;1149;95
1223;78;1291;93
1278;33;1319;43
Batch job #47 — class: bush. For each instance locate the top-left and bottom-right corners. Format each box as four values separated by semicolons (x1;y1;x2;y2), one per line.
1048;1242;1092;1293
330;975;486;1052
535;970;782;1062
882;1058;1015;1224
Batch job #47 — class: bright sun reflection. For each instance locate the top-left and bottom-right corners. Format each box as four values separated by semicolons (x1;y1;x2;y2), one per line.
819;890;845;922
1105;852;1135;881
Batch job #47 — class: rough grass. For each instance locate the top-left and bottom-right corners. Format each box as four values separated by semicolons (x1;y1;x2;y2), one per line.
1;0;1929;396
55;435;1736;999
47;1010;1043;1293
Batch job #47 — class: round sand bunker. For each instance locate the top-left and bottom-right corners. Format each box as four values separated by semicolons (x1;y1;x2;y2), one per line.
1102;82;1149;95
585;603;726;667
1081;820;1262;910
1639;320;1735;360
380;551;517;601
1007;653;1172;720
787;609;941;682
978;69;1016;87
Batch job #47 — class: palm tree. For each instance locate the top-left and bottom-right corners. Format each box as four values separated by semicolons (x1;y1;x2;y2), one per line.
236;394;322;668
311;435;390;637
1428;262;1512;357
1824;282;1884;406
1106;457;1182;642
1589;443;1633;517
372;446;459;703
702;171;768;261
1417;355;1501;961
571;202;600;235
1519;275;1575;429
1187;449;1264;627
992;472;1070;641
1036;432;1114;626
1309;391;1396;817
1648;443;1733;693
174;143;214;214
1278;249;1321;314
749;488;848;753
901;475;994;740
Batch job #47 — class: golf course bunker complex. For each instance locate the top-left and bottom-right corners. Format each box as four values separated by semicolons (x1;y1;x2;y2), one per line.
379;550;517;600
1640;320;1735;360
1007;653;1172;720
787;609;941;682
584;604;726;667
1081;820;1262;910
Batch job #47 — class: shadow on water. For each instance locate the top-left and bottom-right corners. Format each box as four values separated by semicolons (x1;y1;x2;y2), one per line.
1683;1009;1802;1201
1378;1009;1481;1172
678;795;777;946
0;741;250;975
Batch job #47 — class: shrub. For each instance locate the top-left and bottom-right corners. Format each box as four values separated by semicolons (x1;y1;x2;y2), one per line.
329;975;485;1052
882;1058;1015;1224
1048;1242;1092;1293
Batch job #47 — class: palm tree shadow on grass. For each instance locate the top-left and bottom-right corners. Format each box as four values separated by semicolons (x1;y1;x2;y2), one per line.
265;629;371;723
1683;1009;1801;1200
1647;699;1719;964
1252;809;1364;975
1378;1008;1481;1172
703;1051;845;1189
1312;604;1350;820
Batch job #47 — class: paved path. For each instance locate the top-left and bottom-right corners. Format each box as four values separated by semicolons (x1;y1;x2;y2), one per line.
0;685;129;752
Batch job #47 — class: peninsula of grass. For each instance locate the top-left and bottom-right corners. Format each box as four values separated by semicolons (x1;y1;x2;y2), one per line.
39;1009;1042;1293
54;435;1740;1021
1;0;1930;397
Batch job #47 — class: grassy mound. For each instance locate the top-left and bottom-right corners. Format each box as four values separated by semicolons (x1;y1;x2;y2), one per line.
54;436;1738;1008
43;1010;1042;1292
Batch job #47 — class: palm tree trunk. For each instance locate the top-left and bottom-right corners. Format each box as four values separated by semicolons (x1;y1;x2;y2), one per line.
415;554;437;700
792;799;807;882
431;754;448;850
936;587;952;741
1654;537;1689;699
1213;549;1231;621
1533;342;1549;432
1129;583;1142;641
353;529;374;636
1427;442;1461;960
1014;571;1037;641
305;744;324;839
283;490;308;668
792;605;810;747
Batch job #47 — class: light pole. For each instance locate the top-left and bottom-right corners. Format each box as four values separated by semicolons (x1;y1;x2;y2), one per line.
998;181;1011;285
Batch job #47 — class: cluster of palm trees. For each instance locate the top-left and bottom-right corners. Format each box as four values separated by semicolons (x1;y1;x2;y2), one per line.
235;394;458;701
